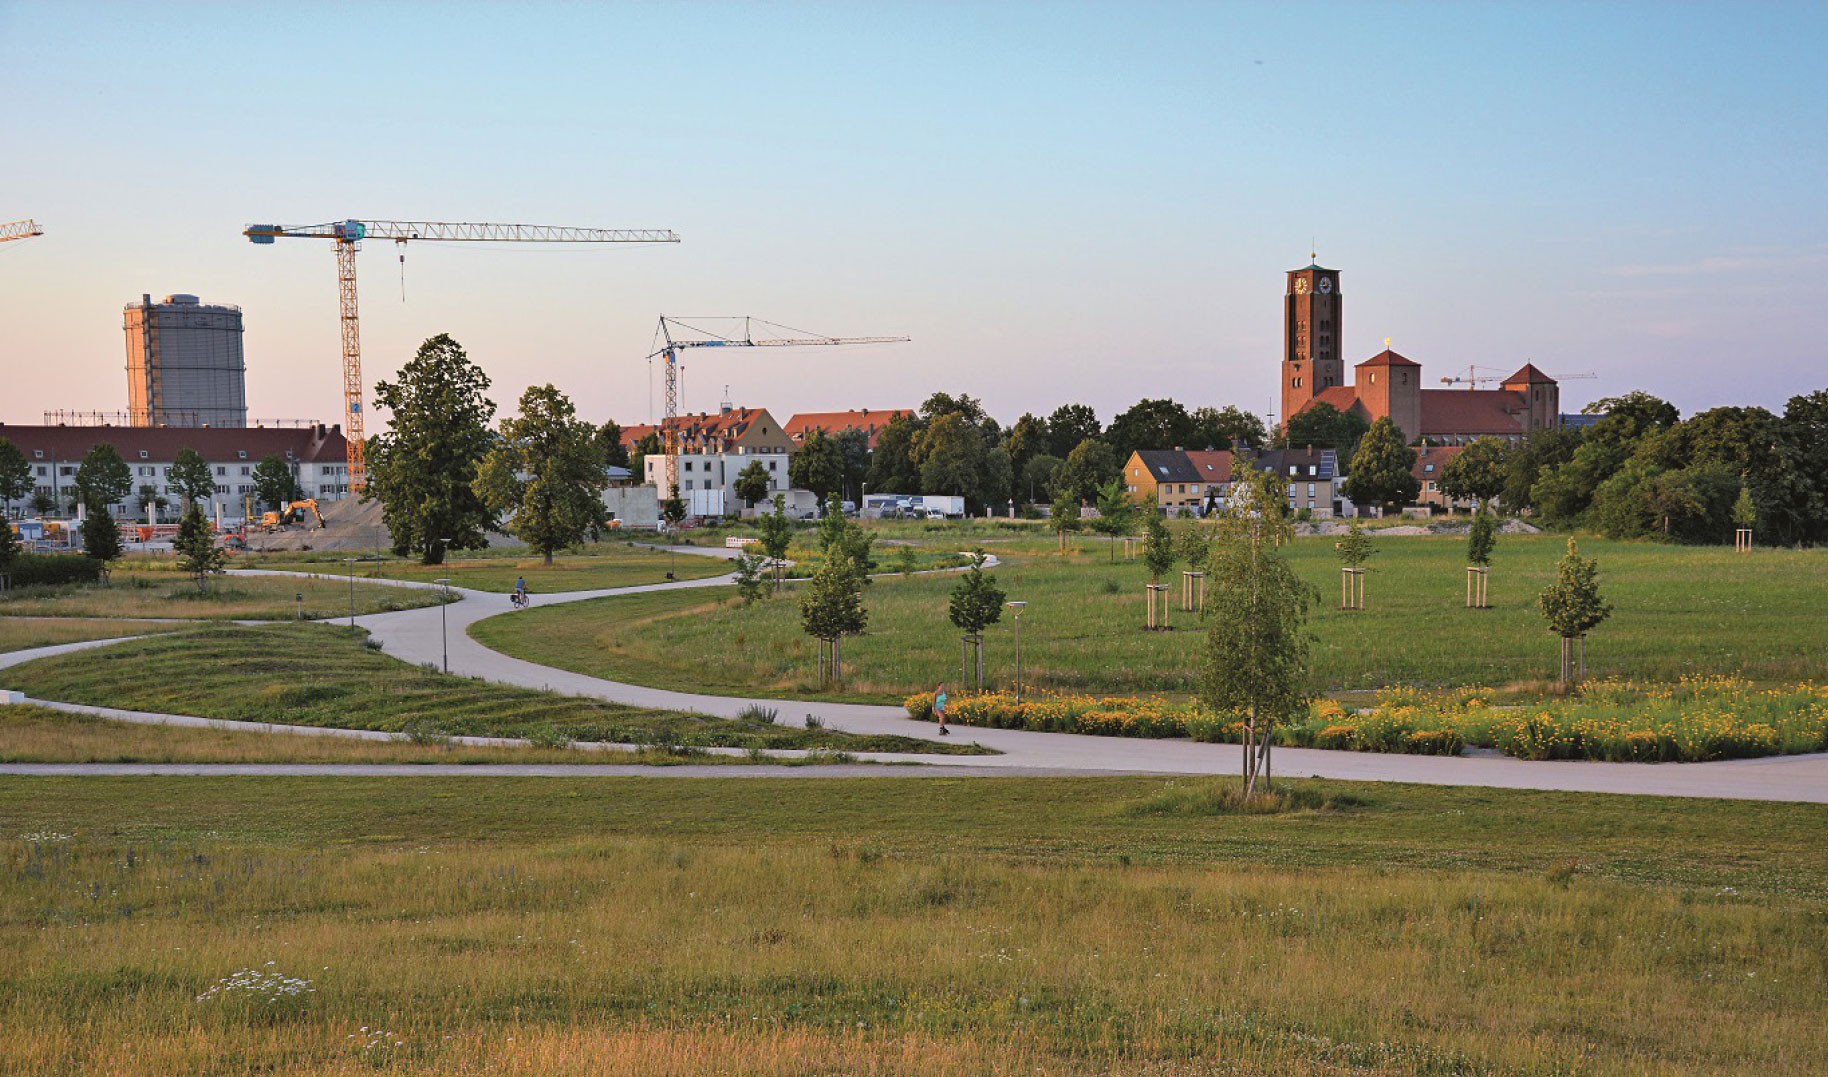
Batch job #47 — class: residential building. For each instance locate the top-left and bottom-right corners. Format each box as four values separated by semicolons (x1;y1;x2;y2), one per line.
1412;445;1472;511
1241;447;1342;518
1279;263;1562;445
1122;449;1234;515
622;406;795;510
0;423;350;521
784;408;911;448
123;293;248;428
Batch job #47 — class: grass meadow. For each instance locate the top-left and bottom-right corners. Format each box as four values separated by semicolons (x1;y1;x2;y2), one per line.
256;540;729;593
0;623;986;756
0;617;182;653
0;568;440;621
471;530;1828;704
2;776;1825;1074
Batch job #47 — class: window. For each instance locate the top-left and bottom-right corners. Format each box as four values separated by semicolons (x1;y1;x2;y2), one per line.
138;450;149;459
33;450;42;459
1309;466;1317;476
1292;376;1303;388
1288;467;1298;476
35;466;45;477
1426;481;1438;492
1308;483;1316;497
1369;372;1378;385
1424;464;1435;472
237;451;247;459
684;461;693;472
768;461;777;471
239;466;250;476
215;467;226;476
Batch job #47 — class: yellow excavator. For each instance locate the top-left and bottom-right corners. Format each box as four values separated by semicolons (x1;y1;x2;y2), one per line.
260;499;326;533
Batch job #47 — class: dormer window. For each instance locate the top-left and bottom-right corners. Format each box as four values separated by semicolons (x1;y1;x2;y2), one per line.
139;450;149;459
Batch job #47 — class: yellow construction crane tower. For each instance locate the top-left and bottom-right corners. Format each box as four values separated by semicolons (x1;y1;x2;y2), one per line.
245;220;679;490
0;219;44;243
647;316;909;493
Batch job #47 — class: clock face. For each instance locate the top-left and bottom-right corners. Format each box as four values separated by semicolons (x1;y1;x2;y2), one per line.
1294;278;1311;294
1318;277;1333;294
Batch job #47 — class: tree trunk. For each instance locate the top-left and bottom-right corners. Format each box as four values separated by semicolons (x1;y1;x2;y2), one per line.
544;549;554;566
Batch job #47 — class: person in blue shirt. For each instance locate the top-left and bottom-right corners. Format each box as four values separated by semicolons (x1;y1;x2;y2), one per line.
513;576;528;607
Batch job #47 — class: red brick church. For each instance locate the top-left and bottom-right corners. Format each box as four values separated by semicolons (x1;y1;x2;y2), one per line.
1279;263;1559;445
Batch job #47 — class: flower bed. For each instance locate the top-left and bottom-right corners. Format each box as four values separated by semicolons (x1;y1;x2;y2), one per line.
905;677;1828;763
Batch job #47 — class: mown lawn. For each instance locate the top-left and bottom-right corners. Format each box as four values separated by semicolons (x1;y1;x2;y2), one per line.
0;623;988;756
0;569;440;621
472;532;1828;703
2;776;1825;1074
256;540;729;593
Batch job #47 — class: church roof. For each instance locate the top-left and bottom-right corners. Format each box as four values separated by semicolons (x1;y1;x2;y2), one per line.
1502;363;1556;385
1291;263;1337;273
1291;386;1362;422
1357;348;1421;368
1419;390;1529;437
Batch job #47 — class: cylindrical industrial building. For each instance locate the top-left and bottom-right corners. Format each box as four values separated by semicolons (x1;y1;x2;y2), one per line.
124;293;248;427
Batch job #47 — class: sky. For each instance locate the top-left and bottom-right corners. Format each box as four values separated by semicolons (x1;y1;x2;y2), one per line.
3;1;1825;431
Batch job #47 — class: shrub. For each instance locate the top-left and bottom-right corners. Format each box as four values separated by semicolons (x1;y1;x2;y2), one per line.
4;553;105;588
738;704;779;725
1125;780;1367;816
523;725;572;750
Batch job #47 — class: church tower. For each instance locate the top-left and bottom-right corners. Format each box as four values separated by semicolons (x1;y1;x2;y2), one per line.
1281;262;1343;429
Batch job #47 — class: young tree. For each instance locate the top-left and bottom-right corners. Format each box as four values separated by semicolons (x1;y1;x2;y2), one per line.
789;429;845;500
167;448;218;512
1335;518;1375;609
1092;478;1137;563
74;443;132;511
660;483;687;528
365;333;497;565
1439;437;1509;511
732;548;769;605
1141;509;1175;583
78;496;124;579
1732;484;1757;542
756;494;794;591
947;550;1006;689
1048;489;1081;551
1202;463;1313;797
1467;510;1497;567
1538;537;1613;691
252;455;303;511
0;437;32;516
29;491;55;517
0;517;17;592
817;492;848;551
817;494;876;581
473;384;608;565
1343;417;1420;514
1178;521;1212;572
799;546;868;687
173;503;226;595
734;461;772;510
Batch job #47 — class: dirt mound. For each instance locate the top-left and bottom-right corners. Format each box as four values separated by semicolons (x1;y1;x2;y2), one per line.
247;497;527;554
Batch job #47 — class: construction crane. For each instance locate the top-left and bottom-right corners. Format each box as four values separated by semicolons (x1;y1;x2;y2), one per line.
0;219;44;243
1440;365;1597;389
648;316;909;492
245;220;679;490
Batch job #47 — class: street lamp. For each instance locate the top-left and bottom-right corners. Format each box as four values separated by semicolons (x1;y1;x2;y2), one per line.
435;575;452;674
1006;600;1027;703
343;556;358;627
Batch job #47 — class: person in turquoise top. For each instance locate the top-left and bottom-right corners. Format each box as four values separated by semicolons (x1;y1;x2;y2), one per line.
934;682;949;736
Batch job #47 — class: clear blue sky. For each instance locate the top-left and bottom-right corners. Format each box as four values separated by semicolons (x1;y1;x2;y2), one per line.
4;2;1824;429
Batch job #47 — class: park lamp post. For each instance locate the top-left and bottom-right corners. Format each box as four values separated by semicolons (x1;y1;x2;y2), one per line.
1006;600;1027;704
435;574;452;674
343;557;358;627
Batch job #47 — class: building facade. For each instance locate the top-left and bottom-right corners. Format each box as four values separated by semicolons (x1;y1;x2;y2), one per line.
0;423;350;521
623;406;796;512
1280;265;1561;444
124;293;249;428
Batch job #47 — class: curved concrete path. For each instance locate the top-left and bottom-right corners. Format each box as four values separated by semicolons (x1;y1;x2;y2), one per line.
5;547;1827;802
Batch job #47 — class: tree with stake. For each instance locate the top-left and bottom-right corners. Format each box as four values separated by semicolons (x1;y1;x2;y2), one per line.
1202;464;1313;798
473;384;608;565
948;550;1006;689
1093;479;1136;563
365;334;497;565
734;461;772;512
1335;519;1374;609
1466;510;1497;608
78;496;124;582
1140;509;1176;628
0;437;32;518
1538;537;1613;691
1343;417;1420;515
174;503;226;595
800;546;868;687
756;494;794;592
166;448;218;513
74;444;132;513
1048;489;1081;552
1733;484;1756;551
1177;521;1213;613
252;455;304;511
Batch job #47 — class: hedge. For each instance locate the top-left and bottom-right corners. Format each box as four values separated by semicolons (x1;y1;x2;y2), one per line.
1;553;105;588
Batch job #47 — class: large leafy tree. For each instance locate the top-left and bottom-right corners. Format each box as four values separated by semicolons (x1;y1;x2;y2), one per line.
1202;462;1313;796
1284;402;1369;455
1045;403;1102;459
734;461;772;509
1004;413;1050;481
74;443;132;510
1106;398;1196;460
594;420;631;470
1048;489;1081;550
1439;437;1509;511
1054;438;1120;504
252;455;303;511
1539;537;1613;689
789;429;846;500
918;413;989;508
1500;427;1582;513
167;448;219;512
1190;405;1266;451
1020;453;1063;505
865;413;923;493
365;334;497;565
0;437;32;513
831;427;872;502
627;431;662;482
474;384;608;565
1343;418;1419;513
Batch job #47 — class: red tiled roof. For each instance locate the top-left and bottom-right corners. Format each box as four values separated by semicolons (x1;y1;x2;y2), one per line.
1356;348;1420;368
784;409;911;448
1502;363;1556;386
1419;390;1529;437
1182;450;1234;483
619;408;772;449
1290;386;1362;422
0;423;347;463
1410;444;1464;480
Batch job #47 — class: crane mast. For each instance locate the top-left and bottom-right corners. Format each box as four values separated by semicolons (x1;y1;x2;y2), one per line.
246;219;679;491
647;317;909;494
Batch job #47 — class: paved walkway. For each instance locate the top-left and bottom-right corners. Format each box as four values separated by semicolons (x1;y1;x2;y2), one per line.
4;547;1827;802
